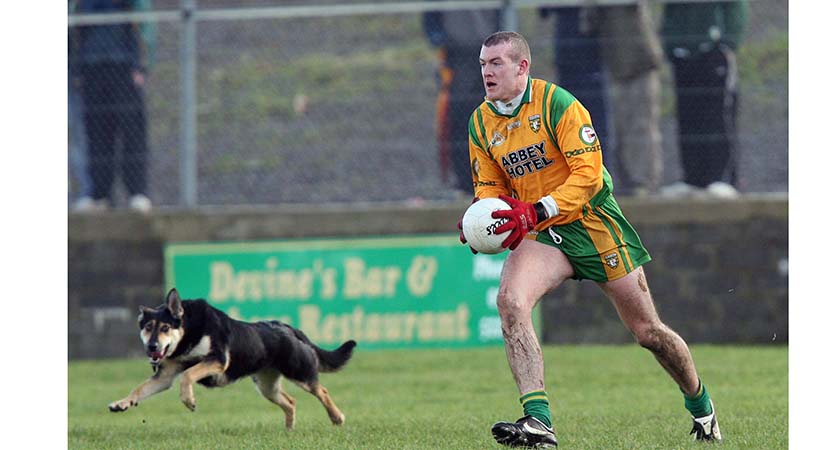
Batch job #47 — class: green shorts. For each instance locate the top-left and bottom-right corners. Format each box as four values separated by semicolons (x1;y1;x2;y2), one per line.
535;194;651;282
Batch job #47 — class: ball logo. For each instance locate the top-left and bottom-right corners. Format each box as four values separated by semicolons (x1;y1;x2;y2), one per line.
484;216;509;236
579;125;598;145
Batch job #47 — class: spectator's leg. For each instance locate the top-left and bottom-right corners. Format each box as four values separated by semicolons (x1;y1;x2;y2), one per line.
720;47;739;187
695;48;735;187
120;66;149;198
611;72;663;194
434;48;453;187
675;49;738;188
83;63;118;203
448;50;484;194
68;76;91;201
553;8;611;151
672;57;707;187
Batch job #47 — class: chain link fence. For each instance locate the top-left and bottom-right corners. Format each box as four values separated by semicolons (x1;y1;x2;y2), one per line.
68;0;788;209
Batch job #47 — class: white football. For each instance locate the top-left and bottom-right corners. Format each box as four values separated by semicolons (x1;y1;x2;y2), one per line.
461;197;512;254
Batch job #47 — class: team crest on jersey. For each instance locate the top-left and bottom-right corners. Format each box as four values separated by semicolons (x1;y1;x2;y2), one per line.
604;252;619;269
579;124;598;145
528;114;541;133
490;131;506;147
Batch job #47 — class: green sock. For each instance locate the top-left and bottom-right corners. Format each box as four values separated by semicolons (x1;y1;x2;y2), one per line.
683;381;713;418
520;390;552;428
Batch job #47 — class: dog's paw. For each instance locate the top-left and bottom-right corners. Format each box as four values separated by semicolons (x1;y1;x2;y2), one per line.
284;415;295;431
180;392;196;411
108;399;134;412
330;411;345;426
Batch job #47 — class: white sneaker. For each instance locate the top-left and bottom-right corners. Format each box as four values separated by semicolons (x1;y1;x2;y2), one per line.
129;194;152;213
659;181;703;198
706;182;739;199
72;196;108;212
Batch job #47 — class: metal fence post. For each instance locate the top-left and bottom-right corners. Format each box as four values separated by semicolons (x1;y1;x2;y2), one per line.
501;0;518;31
180;0;198;207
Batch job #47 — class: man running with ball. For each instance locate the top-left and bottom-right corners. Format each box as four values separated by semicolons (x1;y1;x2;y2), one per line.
457;31;720;447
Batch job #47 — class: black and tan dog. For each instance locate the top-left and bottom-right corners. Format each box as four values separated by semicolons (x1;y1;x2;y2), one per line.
108;288;356;429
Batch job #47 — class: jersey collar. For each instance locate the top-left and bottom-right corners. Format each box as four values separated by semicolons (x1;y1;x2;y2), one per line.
486;76;532;117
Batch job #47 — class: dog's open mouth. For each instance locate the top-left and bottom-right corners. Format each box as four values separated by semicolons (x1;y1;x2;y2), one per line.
147;345;169;365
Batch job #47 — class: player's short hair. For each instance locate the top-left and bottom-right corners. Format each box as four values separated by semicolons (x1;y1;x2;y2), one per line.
482;31;531;64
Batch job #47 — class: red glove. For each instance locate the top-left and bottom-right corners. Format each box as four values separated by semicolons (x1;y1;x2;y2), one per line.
492;194;537;250
457;197;480;254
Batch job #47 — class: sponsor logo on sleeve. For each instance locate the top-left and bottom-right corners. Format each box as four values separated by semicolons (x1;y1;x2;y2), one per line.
579;124;598;145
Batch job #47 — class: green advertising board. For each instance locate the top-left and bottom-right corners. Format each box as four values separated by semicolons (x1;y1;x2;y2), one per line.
164;234;536;350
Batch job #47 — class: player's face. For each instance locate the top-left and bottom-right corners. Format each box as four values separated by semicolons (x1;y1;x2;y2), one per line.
480;43;524;102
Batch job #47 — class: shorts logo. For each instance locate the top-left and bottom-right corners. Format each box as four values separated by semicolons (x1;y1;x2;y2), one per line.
490;131;506;147
604;252;619;269
579;124;598;145
528;114;541;133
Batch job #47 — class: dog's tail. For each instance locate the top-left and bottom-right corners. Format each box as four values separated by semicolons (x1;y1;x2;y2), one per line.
314;340;357;373
285;324;356;372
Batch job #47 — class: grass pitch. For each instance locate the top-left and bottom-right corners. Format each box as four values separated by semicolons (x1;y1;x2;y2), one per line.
68;345;787;449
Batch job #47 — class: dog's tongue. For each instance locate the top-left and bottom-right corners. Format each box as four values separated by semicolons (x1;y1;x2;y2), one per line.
150;351;163;360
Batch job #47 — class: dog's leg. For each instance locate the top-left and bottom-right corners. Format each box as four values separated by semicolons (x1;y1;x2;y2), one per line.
295;381;345;426
179;359;227;411
253;371;297;430
108;364;181;412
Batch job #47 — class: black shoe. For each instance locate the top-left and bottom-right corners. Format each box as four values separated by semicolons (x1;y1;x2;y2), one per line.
689;400;722;441
491;415;557;448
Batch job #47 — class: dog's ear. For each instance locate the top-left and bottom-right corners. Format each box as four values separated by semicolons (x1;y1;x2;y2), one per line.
166;288;184;320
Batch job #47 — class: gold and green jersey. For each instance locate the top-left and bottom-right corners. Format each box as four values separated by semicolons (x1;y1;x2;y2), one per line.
468;77;613;230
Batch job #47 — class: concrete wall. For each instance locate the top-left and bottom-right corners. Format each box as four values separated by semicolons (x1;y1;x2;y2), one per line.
68;195;788;359
540;196;789;345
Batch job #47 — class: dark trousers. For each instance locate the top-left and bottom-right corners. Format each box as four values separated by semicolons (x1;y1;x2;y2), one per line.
552;8;611;154
672;46;738;188
437;49;485;194
81;62;148;201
